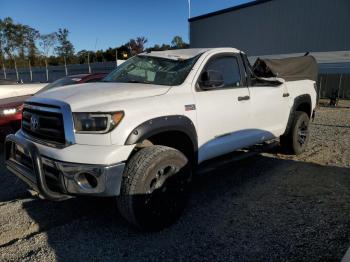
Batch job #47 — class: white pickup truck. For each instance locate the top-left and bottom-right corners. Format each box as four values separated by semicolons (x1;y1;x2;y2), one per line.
5;48;317;230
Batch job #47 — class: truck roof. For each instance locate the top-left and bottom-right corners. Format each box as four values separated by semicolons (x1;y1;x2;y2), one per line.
140;47;241;60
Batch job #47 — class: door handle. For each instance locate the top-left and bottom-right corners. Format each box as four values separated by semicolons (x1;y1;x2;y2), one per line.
238;95;250;101
283;93;290;97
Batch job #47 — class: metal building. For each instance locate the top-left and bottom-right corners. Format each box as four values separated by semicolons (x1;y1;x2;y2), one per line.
189;0;350;99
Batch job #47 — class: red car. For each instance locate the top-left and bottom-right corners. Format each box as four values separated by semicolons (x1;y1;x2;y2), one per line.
38;73;108;93
0;95;30;140
0;73;108;140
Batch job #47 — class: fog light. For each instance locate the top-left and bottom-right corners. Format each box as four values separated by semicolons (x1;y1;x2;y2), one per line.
76;172;98;189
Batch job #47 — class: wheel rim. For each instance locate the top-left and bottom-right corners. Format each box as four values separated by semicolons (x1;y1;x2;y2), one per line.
142;164;189;219
297;120;309;146
147;165;177;195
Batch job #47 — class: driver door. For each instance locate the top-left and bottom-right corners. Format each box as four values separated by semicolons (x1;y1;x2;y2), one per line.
194;54;252;163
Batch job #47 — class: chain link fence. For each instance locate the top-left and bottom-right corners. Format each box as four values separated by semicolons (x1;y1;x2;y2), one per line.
317;74;350;100
2;62;350;100
2;61;124;83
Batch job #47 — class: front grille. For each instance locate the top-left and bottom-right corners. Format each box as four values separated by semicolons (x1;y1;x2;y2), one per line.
22;104;66;145
10;146;64;192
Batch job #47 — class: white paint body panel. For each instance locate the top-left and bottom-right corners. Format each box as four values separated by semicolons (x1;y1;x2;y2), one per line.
248;84;290;135
195;87;252;162
25;48;316;165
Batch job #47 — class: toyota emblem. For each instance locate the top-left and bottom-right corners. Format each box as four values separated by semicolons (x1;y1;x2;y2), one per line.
30;114;40;131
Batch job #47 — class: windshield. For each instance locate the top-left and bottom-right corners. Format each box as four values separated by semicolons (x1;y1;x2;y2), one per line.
103;54;200;86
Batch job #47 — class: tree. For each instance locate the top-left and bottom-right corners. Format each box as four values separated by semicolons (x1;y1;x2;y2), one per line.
104;47;116;62
151;44;161;51
19;25;39;81
55;28;74;75
76;49;89;64
39;32;57;81
55;28;75;61
127;36;148;56
160;43;171;51
15;24;26;59
2;17;19;80
39;33;57;58
0;17;192;76
0;19;6;78
171;36;188;49
23;25;40;64
0;19;4;57
117;44;130;59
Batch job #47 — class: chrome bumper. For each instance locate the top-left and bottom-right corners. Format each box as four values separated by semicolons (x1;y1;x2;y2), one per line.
5;134;125;201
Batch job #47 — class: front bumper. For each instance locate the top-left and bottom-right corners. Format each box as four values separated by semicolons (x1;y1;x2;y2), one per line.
5;134;125;201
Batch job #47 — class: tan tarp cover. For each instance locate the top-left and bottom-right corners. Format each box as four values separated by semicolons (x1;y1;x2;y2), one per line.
253;56;318;81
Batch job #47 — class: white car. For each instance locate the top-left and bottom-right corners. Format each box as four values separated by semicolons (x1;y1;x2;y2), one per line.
5;48;317;230
0;83;46;100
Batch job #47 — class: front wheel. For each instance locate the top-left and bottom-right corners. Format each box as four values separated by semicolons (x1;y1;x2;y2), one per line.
280;111;310;155
117;145;192;231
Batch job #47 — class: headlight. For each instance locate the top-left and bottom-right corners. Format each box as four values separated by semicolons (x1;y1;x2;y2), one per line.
0;105;22;116
73;111;124;134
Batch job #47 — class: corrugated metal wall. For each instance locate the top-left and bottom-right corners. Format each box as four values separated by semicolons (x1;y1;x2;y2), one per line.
189;0;350;56
190;0;350;99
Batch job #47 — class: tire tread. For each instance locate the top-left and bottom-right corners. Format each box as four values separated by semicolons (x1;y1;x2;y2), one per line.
117;145;184;229
280;111;309;154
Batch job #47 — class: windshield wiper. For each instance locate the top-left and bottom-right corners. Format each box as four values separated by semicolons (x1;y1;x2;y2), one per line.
99;79;152;84
127;79;151;84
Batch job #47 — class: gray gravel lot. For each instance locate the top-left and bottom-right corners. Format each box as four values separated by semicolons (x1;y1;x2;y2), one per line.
0;103;350;262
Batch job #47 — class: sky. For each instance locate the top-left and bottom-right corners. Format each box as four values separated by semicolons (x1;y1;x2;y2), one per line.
0;0;251;52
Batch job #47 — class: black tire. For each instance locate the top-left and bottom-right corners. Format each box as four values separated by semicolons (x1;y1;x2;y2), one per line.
280;111;310;155
117;145;192;231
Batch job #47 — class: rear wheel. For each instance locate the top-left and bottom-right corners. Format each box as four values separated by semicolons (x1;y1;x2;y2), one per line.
117;145;192;231
280;111;310;155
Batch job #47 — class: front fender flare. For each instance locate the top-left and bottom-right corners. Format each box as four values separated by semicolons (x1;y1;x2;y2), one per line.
124;115;198;152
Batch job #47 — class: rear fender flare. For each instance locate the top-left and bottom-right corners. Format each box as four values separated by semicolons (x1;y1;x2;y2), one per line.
283;94;312;135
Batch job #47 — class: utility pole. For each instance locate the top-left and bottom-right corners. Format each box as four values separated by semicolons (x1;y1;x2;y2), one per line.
45;58;49;82
14;59;19;81
87;52;91;73
337;74;343;99
28;59;33;82
64;56;68;76
187;0;191;45
94;38;98;53
2;61;6;79
115;49;118;67
128;43;132;57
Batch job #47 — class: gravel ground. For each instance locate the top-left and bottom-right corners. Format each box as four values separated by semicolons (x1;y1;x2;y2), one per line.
0;103;350;262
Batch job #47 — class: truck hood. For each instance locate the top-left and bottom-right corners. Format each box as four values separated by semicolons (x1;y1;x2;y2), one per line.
33;82;171;111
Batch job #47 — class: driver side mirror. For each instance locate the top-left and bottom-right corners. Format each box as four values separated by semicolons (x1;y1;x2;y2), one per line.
198;70;224;90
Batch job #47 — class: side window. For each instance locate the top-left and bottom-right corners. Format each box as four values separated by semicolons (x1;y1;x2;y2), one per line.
205;56;241;88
